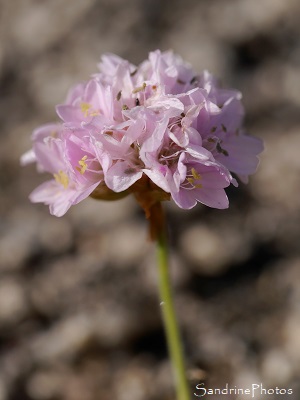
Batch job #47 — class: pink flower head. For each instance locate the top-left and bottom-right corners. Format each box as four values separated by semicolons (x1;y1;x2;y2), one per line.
22;50;263;216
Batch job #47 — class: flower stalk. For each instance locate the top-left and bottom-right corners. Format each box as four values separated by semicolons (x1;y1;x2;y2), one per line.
151;202;191;400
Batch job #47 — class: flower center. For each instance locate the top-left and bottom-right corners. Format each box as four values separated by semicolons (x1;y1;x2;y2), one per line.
182;167;202;190
54;170;69;189
75;155;88;174
80;102;100;117
159;143;182;168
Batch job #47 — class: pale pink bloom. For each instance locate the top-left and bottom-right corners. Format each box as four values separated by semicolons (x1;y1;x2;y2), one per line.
96;53;137;86
56;79;114;126
26;124;104;216
22;50;263;215
139;50;196;95
196;70;263;181
138;110;234;208
92;118;145;193
171;153;231;209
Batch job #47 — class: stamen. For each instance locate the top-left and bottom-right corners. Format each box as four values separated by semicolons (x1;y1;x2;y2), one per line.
184;168;202;190
160;150;181;161
181;181;195;190
76;155;88;174
90;111;100;117
54;170;69;189
216;142;229;156
50;130;58;138
221;124;227;132
191;167;201;180
80;102;91;117
168;115;183;130
132;82;146;94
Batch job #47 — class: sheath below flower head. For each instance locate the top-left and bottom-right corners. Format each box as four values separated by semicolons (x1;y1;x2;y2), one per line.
21;50;263;217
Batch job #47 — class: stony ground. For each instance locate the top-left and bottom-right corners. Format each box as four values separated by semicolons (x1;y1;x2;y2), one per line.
1;1;300;399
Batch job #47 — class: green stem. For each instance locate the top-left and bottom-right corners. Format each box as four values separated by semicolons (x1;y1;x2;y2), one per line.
154;203;191;400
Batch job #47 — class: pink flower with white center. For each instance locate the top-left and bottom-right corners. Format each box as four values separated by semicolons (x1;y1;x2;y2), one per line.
22;50;263;216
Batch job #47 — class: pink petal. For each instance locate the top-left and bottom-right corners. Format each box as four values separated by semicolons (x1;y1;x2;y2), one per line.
105;161;143;192
193;187;229;209
20;149;36;166
29;180;73;217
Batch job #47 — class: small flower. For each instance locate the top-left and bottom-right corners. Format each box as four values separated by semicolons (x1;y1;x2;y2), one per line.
22;124;104;216
22;50;263;216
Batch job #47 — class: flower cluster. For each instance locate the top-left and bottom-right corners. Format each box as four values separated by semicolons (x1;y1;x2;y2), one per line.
22;50;263;216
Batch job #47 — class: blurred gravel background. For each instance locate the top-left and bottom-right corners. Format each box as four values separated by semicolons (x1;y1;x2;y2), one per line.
1;0;300;399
